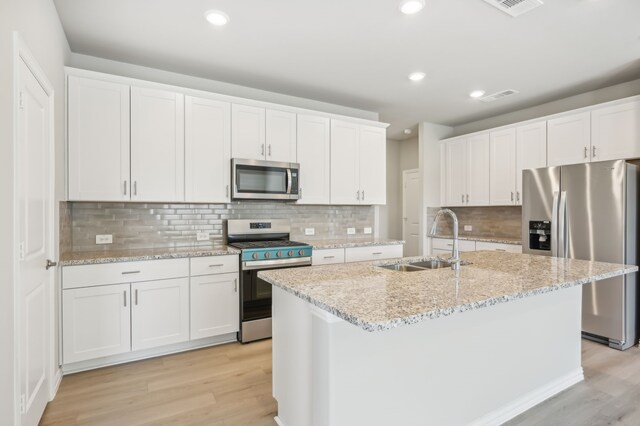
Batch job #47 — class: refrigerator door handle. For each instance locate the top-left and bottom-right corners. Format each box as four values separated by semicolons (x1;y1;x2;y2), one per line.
551;191;559;257
558;191;568;258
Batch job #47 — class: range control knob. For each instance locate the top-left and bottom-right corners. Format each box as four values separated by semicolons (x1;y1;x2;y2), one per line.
287;250;294;256
264;252;271;259
252;253;259;260
276;251;283;257
298;249;305;256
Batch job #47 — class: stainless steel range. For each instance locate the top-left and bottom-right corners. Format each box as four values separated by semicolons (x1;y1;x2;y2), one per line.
227;219;312;343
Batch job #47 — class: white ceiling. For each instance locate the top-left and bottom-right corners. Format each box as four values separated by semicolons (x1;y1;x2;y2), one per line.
53;0;640;139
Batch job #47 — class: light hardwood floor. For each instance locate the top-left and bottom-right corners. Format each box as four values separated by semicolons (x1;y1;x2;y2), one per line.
42;339;640;425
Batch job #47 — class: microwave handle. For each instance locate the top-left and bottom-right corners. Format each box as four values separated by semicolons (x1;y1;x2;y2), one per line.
286;168;292;194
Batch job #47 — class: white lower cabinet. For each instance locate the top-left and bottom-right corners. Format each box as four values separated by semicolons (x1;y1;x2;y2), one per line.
312;248;346;265
430;238;522;255
191;273;239;340
62;284;131;364
311;244;403;265
131;278;190;351
476;241;523;253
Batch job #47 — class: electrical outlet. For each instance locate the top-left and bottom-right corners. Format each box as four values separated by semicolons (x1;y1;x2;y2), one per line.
347;227;356;235
95;234;113;245
464;225;473;232
196;232;210;241
363;227;372;235
305;228;315;236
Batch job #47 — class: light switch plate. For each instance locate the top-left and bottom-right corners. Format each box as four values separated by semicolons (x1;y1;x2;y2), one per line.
95;234;113;245
347;227;356;235
196;232;210;241
464;225;473;231
363;227;372;234
305;228;315;236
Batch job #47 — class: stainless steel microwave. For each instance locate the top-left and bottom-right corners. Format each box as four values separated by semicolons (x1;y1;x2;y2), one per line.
231;159;300;201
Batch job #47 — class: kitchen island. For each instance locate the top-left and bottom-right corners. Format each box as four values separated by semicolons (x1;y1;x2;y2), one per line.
258;251;637;426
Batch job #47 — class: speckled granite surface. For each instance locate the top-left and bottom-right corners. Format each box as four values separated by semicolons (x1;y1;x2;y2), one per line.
259;251;637;332
59;245;240;266
303;238;405;249
430;234;522;245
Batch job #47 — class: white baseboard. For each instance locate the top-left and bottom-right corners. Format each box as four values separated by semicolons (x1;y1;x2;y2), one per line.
467;368;584;426
50;368;63;400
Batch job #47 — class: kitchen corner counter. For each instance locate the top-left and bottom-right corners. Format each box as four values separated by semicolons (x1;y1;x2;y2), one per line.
430;234;522;245
59;245;240;266
302;238;404;250
259;251;636;332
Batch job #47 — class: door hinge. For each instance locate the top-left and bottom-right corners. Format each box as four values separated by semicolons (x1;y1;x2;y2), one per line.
18;91;24;109
20;393;26;414
19;242;25;260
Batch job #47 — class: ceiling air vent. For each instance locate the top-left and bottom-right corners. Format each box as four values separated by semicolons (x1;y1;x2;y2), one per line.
483;0;543;17
479;89;519;103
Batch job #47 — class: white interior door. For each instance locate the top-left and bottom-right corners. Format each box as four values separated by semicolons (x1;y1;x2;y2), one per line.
17;58;52;426
402;170;421;257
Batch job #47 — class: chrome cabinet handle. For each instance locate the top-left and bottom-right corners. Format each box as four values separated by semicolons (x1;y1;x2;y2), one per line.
124;290;127;307
466;194;469;203
234;278;238;293
45;259;57;270
516;191;520;202
121;270;141;275
300;187;303;198
362;190;365;200
261;144;265;156
323;255;335;259
268;144;272;156
135;289;139;305
209;264;224;268
357;190;360;201
226;185;229;198
495;249;506;252
511;192;514;202
134;181;137;196
461;194;464;203
372;252;383;255
584;146;588;159
124;180;127;195
592;146;596;158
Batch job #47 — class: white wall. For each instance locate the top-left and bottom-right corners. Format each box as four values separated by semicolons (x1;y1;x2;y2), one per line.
0;0;70;422
453;77;640;136
69;53;379;121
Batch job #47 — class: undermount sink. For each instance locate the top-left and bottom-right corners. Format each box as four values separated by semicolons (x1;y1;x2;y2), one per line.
378;259;471;272
409;259;452;269
379;264;427;272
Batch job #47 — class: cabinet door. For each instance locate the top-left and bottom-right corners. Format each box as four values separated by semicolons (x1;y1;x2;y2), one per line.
185;96;231;202
190;273;239;340
516;121;547;204
445;138;467;207
68;76;130;201
591;101;640;162
131;87;185;202
466;133;490;206
547;112;590;166
231;104;266;160
131;278;189;351
490;128;517;205
330;120;360;204
266;109;297;162
63;284;130;364
297;115;330;204
359;125;387;205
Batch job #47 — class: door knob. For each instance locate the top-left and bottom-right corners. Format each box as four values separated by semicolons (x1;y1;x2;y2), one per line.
46;259;57;270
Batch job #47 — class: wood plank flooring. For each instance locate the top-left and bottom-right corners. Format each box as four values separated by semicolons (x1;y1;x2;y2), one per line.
41;339;640;425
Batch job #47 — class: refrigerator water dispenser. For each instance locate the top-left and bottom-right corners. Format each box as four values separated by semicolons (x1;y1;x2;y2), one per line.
529;221;551;251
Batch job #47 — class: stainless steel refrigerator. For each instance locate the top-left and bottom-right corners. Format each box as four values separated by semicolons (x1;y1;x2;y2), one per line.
522;160;638;350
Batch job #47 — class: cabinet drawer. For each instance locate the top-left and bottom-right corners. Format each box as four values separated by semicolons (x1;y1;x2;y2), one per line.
431;248;452;256
345;244;403;263
476;242;522;253
431;238;476;252
190;255;239;276
312;248;345;265
63;258;189;289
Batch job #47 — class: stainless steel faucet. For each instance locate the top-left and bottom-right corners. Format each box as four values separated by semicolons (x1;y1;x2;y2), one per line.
430;208;461;270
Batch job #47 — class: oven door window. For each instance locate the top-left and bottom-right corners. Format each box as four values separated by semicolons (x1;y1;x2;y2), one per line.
236;165;287;194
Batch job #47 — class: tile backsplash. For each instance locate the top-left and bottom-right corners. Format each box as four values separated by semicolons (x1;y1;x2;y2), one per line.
428;206;522;240
61;201;375;253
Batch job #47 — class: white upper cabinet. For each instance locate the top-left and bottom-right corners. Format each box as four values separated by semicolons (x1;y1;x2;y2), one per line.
297;115;330;204
359;125;386;204
266;109;297;163
444;138;468;207
547;112;591;166
466;133;490;206
330;120;386;205
330;120;360;204
591;101;640;162
490;128;517;205
516;121;547;204
185;96;231;202
68;76;130;201
231;104;266;160
130;87;185;202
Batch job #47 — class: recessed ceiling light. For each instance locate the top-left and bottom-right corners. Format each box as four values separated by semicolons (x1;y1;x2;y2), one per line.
403;129;413;135
408;72;426;82
469;90;486;98
399;0;426;15
205;10;230;26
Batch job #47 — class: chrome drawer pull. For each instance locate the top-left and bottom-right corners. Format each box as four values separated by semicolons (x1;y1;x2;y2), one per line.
323;256;335;259
372;252;383;255
121;270;141;275
209;264;224;267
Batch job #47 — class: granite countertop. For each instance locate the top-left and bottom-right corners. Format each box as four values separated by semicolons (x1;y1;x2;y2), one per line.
302;238;405;250
430;234;522;245
59;245;240;266
259;251;637;332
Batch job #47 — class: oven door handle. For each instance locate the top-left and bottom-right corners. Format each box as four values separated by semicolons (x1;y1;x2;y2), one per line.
286;168;292;194
242;257;312;270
